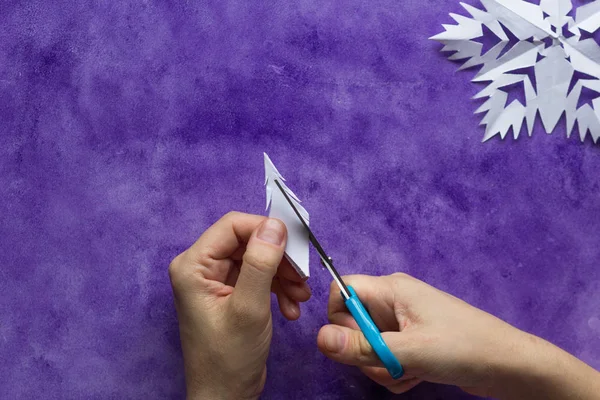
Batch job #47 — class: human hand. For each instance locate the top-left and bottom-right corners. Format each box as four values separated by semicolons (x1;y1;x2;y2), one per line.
317;273;600;399
169;212;311;400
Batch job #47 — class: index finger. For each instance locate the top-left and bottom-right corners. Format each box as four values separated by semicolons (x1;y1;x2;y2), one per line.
188;212;266;262
327;274;399;332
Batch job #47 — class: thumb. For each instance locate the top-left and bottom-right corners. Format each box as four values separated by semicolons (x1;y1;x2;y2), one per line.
232;218;287;310
317;324;412;369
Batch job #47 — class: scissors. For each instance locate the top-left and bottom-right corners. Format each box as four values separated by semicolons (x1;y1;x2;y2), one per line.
274;179;404;379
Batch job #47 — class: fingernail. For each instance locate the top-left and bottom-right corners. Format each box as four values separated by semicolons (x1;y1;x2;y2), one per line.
257;219;285;245
324;327;346;353
290;303;300;317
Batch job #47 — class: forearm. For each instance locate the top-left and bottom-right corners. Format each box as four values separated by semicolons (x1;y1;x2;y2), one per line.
184;364;263;400
493;333;600;400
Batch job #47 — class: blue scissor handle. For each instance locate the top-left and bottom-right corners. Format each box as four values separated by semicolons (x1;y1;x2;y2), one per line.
343;286;404;379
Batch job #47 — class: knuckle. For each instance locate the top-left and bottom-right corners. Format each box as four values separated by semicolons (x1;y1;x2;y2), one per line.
168;252;185;284
391;272;410;280
359;338;373;360
354;333;373;361
391;272;416;289
340;274;366;287
194;247;214;267
243;250;275;273
390;273;422;296
341;274;360;282
223;211;243;222
168;252;206;292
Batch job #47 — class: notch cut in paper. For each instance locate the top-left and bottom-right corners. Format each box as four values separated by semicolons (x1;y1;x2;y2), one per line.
431;0;600;143
264;153;310;278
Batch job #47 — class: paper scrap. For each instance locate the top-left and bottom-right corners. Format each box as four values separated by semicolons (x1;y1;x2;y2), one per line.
264;153;310;278
431;0;600;143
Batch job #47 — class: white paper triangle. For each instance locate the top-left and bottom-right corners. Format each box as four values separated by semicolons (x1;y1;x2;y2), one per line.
264;153;310;278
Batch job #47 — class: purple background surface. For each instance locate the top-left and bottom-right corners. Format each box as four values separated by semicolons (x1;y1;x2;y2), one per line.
1;0;599;399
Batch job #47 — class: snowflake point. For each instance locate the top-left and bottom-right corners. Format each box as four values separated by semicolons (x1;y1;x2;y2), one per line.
435;0;600;143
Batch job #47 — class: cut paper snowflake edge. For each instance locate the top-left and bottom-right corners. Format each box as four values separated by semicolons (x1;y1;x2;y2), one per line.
431;0;600;143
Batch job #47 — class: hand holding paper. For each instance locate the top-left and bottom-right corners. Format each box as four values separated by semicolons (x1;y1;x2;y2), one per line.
168;212;311;400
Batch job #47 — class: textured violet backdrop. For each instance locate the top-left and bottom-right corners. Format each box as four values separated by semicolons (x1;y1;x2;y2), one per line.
1;0;599;399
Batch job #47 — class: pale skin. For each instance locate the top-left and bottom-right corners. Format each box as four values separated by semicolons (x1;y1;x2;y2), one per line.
169;212;600;399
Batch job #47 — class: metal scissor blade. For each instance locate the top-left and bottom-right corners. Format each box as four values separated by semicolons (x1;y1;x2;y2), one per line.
273;179;351;299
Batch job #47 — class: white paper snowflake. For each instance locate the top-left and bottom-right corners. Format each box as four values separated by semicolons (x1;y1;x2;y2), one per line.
431;0;600;143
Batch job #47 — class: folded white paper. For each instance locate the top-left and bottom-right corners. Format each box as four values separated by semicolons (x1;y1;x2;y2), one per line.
264;153;310;278
431;0;600;143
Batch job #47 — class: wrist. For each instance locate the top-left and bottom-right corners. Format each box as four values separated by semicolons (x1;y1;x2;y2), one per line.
185;376;231;400
187;387;248;400
186;381;260;400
